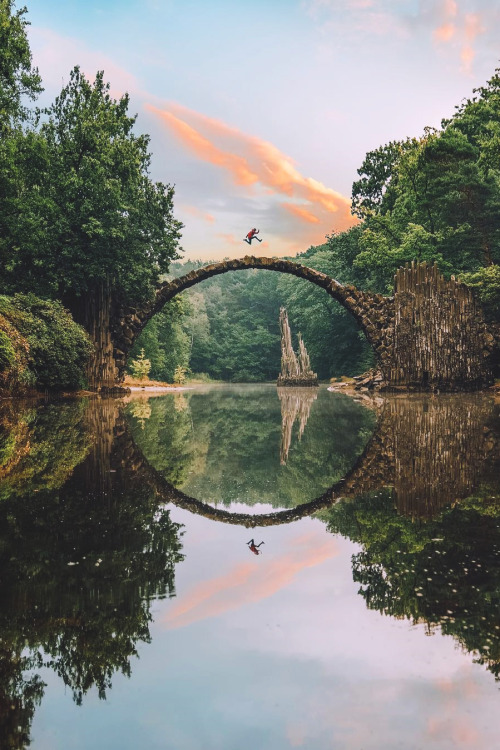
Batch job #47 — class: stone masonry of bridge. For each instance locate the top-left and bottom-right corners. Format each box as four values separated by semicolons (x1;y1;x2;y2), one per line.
101;256;496;392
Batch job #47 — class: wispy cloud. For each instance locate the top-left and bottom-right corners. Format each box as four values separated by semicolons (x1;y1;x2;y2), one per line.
181;205;216;224
162;532;338;629
431;1;485;73
147;101;356;243
460;13;485;73
304;0;490;75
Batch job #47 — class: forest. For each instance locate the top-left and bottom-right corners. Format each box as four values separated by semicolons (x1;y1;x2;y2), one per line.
1;0;500;390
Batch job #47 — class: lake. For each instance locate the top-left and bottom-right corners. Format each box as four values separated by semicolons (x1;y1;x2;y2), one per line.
0;384;499;749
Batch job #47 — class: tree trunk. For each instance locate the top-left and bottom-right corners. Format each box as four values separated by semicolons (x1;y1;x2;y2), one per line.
63;280;118;391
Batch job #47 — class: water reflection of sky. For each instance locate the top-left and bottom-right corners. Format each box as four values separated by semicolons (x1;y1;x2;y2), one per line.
31;507;500;750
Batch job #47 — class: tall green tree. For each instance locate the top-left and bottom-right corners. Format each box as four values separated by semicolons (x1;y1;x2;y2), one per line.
28;67;182;303
0;0;42;132
0;66;183;385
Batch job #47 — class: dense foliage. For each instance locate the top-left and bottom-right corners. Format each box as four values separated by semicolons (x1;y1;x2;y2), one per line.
0;0;41;135
0;294;92;391
0;1;182;392
1;66;183;304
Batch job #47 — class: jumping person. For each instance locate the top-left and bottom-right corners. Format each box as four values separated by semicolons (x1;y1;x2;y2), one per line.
243;228;262;244
247;539;265;555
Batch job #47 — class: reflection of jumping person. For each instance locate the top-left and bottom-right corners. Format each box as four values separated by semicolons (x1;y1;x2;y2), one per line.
243;228;262;245
247;539;265;555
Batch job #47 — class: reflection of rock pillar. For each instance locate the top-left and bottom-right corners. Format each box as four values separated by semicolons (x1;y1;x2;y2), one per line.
391;396;494;518
278;387;318;465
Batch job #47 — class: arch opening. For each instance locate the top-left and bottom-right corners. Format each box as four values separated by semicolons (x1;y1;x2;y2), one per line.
116;256;390;382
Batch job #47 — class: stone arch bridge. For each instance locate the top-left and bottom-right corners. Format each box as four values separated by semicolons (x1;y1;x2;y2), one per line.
96;256;496;391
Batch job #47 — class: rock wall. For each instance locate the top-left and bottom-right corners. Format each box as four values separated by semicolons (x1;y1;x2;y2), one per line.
389;263;493;390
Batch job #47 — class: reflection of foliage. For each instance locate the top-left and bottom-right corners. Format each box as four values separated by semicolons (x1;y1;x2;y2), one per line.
129;386;376;508
0;647;45;750
323;465;500;681
0;400;91;500
0;399;185;746
129;398;152;429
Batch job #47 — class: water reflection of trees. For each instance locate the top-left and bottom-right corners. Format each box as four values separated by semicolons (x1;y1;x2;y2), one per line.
323;400;500;681
0;391;500;746
0;399;184;749
128;386;376;508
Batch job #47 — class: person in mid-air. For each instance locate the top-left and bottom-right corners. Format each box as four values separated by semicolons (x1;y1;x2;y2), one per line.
244;228;262;244
247;539;265;555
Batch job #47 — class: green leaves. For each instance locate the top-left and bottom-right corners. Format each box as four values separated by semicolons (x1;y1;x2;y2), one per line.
0;294;92;390
0;0;42;132
0;65;183;306
350;75;500;299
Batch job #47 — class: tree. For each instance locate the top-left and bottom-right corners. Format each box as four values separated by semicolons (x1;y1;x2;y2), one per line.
350;123;500;290
130;348;151;381
0;0;42;133
0;66;183;387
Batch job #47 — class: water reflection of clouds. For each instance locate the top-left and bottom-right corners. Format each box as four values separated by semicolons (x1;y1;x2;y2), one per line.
162;527;338;630
150;511;500;750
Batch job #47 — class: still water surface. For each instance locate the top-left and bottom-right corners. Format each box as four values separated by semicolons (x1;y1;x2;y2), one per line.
0;384;499;749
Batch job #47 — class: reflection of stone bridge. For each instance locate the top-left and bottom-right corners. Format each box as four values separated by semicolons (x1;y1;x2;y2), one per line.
108;394;499;527
104;258;497;392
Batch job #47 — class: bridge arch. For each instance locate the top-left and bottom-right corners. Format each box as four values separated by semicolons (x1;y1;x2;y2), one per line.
114;256;393;380
109;259;494;391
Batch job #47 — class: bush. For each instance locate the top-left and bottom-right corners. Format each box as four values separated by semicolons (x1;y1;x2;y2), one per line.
460;265;500;321
130;349;151;381
0;330;15;372
0;294;92;391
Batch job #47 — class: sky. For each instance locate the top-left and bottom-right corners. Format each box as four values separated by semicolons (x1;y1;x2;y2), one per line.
24;0;500;261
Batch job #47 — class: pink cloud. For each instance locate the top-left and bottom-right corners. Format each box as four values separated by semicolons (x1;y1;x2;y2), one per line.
181;205;216;224
461;13;484;73
162;532;338;629
216;233;242;247
149;106;258;187
147;101;357;238
283;203;321;224
431;4;485;74
443;0;458;18
433;22;455;43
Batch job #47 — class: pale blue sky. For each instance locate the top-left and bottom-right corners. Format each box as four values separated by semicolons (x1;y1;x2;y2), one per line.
25;0;500;259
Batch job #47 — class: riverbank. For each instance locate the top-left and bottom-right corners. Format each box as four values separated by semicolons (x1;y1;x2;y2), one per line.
122;375;191;392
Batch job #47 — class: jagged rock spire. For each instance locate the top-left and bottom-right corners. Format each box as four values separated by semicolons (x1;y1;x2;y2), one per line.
278;307;318;387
